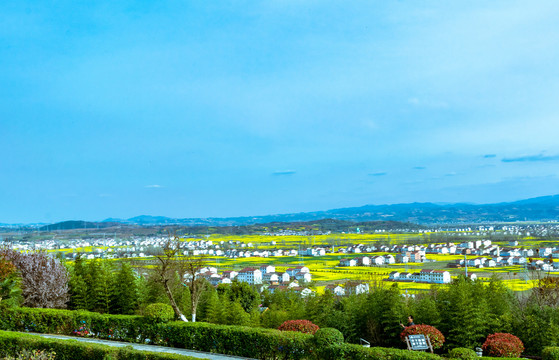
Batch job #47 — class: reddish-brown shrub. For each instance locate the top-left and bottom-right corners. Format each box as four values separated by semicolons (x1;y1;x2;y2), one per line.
482;333;524;358
278;319;319;334
400;324;445;349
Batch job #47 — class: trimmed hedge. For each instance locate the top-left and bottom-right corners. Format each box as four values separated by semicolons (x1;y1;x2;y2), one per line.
0;307;446;360
0;307;146;343
0;331;198;360
312;343;442;360
0;307;313;359
156;321;313;359
313;328;344;348
448;347;477;360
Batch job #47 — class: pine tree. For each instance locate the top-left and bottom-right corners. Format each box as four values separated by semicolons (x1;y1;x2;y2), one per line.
68;255;89;310
93;261;113;313
110;262;139;314
226;300;251;326
439;276;488;348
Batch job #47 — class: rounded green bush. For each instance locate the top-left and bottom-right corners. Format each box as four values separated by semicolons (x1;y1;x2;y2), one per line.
314;327;344;348
448;347;478;360
144;303;175;323
543;347;559;360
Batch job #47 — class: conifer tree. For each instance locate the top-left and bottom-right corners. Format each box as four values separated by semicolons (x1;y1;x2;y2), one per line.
110;262;138;314
439;276;488;348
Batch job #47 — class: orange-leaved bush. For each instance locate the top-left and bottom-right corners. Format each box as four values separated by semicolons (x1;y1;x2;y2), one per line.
400;324;445;349
278;320;319;334
482;333;524;358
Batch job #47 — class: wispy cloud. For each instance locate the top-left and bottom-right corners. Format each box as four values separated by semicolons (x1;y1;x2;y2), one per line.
272;170;296;176
407;97;449;109
502;154;559;163
368;172;387;177
145;184;163;188
483;154;497;158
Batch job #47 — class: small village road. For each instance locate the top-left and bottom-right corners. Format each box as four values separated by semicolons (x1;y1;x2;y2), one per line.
23;332;257;360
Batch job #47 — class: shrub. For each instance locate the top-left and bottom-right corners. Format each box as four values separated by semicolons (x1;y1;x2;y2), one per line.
543;347;559;360
278;319;319;334
400;324;445;350
4;349;57;360
482;333;524;358
314;327;344;348
144;303;175;323
448;347;477;360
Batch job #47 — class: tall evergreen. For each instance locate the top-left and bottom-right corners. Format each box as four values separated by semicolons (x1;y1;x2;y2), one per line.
110;262;138;314
68;255;90;310
438;276;488;349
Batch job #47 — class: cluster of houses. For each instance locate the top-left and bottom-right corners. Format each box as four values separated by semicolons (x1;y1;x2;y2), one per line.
338;252;425;267
324;281;371;296
386;269;466;284
197;265;313;287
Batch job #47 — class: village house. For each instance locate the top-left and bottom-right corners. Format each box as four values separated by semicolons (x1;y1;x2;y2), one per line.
325;284;346;296
339;258;356;267
345;281;369;295
237;267;262;285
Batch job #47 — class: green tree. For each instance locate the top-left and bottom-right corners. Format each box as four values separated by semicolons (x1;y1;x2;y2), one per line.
366;284;407;347
68;255;90;310
110;262;139;314
225;300;251;326
218;281;260;313
0;258;21;307
438;277;488;349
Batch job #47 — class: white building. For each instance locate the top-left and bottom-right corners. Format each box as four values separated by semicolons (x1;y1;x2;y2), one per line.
237;268;262;285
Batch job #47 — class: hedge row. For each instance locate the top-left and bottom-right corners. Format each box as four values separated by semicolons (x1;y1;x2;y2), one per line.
0;307;443;360
0;331;198;360
314;344;442;360
0;308;313;359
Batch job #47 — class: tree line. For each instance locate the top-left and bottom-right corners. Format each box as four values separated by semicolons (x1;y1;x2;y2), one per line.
3;243;559;355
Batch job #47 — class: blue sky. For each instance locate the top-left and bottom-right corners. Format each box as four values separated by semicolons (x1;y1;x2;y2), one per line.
2;1;559;223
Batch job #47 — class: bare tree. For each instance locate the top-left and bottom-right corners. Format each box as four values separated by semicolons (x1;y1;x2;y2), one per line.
154;235;207;321
182;253;207;322
0;246;69;308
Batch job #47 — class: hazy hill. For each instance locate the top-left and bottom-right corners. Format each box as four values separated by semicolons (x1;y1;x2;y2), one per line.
103;194;559;226
39;220;123;231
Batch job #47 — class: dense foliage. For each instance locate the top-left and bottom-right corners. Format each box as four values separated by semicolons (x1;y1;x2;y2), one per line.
144;303;175;323
447;348;478;360
0;330;198;360
0;307;448;360
278;320;319;334
313;327;344;348
400;325;445;349
542;347;559;360
4;250;559;357
482;333;524;358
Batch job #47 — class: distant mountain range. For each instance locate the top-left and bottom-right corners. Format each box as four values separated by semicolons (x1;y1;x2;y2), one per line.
10;195;559;230
102;195;559;226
